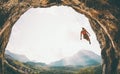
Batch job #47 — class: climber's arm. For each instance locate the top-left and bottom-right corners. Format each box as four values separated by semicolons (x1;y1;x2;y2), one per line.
86;30;90;36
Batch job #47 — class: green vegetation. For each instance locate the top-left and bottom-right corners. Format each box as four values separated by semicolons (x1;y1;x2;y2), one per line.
4;55;102;74
4;63;22;74
77;65;102;74
4;55;32;74
4;60;102;74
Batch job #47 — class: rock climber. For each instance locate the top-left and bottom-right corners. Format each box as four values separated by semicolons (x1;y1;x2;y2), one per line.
80;27;91;44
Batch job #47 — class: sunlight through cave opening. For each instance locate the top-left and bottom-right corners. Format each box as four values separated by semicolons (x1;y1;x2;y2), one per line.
5;6;101;64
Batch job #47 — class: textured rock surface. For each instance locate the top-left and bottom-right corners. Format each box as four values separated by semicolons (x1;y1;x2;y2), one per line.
0;0;120;74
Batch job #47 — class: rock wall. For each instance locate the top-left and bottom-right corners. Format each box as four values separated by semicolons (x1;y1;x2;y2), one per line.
0;0;120;74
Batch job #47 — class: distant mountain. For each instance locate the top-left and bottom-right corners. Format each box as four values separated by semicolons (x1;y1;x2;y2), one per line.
5;50;30;62
4;50;102;74
25;61;47;67
50;50;101;66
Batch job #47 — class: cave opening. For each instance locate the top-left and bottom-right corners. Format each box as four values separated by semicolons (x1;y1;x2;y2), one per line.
5;6;102;73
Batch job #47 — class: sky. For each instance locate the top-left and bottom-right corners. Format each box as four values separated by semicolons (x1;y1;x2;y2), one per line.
6;6;101;64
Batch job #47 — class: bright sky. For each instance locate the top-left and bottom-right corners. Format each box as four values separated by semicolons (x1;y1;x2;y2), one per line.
6;6;101;64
